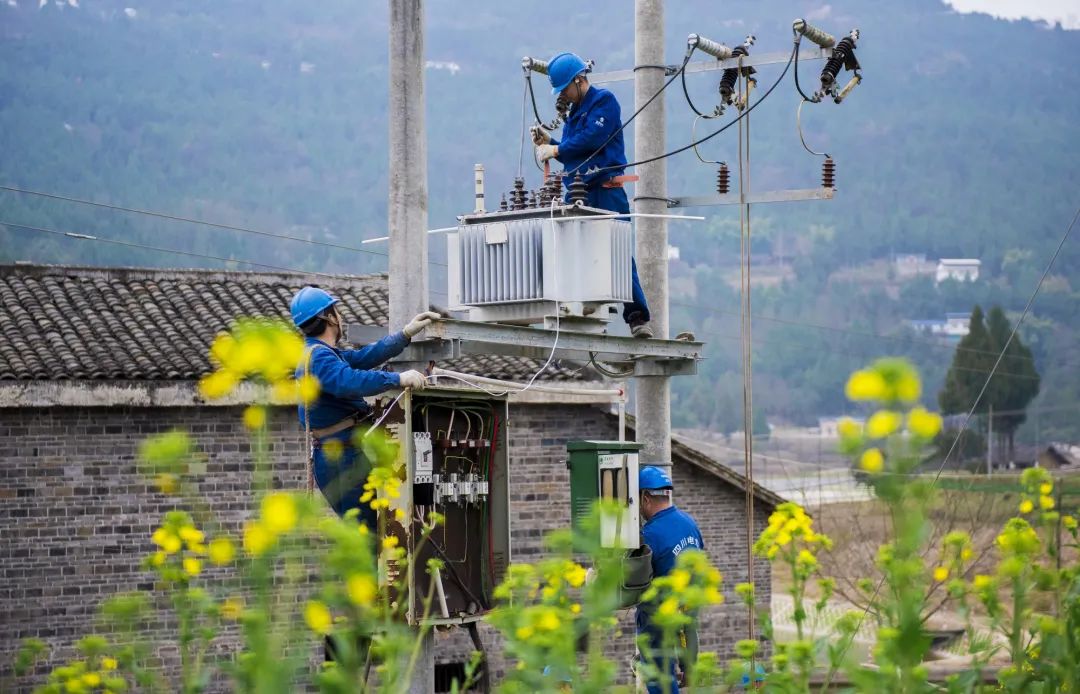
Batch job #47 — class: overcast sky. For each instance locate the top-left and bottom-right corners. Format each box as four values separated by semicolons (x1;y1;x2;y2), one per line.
944;0;1080;29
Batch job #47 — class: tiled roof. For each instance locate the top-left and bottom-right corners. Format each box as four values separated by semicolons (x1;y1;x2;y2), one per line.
0;264;585;383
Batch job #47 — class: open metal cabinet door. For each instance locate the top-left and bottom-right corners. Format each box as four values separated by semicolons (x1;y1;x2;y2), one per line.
375;386;511;627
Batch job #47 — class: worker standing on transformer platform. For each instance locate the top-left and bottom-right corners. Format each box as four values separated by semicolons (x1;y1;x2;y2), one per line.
637;466;705;694
533;51;653;338
291;286;437;529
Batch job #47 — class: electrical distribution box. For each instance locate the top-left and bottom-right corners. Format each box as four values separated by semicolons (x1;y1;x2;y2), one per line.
376;387;511;627
566;440;643;549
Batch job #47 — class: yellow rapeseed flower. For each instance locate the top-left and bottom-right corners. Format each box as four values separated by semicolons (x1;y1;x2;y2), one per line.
866;410;902;438
933;566;949;582
1064;516;1077;530
907;407;943;439
152;528;183;555
208;537;235;566
564;563;588;588
220;597;244;620
178;526;205;546
570;603;582;614
1019;499;1034;514
304;601;333;635
705;586;724;604
155;473;179;495
322;438;344;462
1040;482;1053;496
961;548;973;561
515;625;534;641
845;369;887;401
347;574;377;606
1040;495;1055;510
261;492;298;534
150;551;166;567
243;521;274;557
669;569;691;593
81;673;101;687
860;448;884;473
382;535;400;550
102;658;117;671
657;597;679;617
183;557;202;577
537;610;561;631
837;417;863;441
198;369;238;400
895;371;922;403
242;405;267;430
297;374;321;405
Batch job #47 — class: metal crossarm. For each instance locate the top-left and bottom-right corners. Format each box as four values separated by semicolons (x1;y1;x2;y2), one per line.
351;320;702;377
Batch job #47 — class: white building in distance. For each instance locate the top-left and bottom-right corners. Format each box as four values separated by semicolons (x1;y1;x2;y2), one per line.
936;258;981;284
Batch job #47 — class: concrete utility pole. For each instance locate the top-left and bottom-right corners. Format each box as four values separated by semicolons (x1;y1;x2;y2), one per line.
634;0;672;476
388;0;430;334
388;1;434;692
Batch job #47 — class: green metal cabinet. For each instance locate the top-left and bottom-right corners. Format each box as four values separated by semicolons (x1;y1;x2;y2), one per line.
566;440;643;549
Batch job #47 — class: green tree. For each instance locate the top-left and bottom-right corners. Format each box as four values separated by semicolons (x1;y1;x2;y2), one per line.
984;306;1041;459
939;305;995;417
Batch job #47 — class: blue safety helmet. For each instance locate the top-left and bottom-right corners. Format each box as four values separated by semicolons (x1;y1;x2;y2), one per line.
639;466;673;492
548;52;589;95
290;286;338;328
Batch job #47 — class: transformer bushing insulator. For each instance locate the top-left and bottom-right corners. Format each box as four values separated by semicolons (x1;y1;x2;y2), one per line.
568;174;587;206
499;193;508;211
511;177;527;210
717;163;730;195
822;157;836;188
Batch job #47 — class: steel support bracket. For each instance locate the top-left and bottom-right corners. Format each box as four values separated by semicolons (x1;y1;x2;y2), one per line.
350;319;703;374
668;187;834;208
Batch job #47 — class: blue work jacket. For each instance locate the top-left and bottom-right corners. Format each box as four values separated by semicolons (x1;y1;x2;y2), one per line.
637;505;705;635
296;332;410;430
551;85;627;188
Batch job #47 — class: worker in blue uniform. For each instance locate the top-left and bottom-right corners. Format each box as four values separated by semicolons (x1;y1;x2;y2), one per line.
291;285;436;528
533;51;653;338
637;466;705;694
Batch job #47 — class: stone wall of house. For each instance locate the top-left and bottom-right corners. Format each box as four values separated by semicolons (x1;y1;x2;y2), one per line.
0;402;771;692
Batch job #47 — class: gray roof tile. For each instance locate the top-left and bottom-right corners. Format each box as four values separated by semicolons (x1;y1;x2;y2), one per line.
0;265;586;383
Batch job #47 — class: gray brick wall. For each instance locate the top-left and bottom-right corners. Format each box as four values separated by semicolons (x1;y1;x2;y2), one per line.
1;402;772;691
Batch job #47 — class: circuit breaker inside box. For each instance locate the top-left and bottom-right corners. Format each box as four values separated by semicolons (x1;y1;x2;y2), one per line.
379;388;510;626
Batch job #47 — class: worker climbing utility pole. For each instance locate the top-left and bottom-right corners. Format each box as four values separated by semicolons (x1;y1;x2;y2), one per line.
634;0;673;479
388;1;435;692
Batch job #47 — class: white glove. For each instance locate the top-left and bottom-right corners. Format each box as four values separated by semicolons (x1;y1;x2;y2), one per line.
403;310;441;338
536;144;559;163
531;125;551;146
398;370;427;390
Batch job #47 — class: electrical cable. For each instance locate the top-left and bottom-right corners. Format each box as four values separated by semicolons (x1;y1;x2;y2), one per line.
517;78;529;179
587;352;635;379
679;48;720;119
818;205;1080;691
792;37;819;104
691;115;724;165
565;52;695;177
1;219;367;280
671;300;1041;368
590;44;796;176
796;99;828;158
0;184;392;259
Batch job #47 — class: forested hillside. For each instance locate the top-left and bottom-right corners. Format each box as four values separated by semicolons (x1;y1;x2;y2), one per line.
1;0;1077;439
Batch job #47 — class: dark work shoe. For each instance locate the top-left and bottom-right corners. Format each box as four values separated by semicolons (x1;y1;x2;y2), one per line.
627;312;653;339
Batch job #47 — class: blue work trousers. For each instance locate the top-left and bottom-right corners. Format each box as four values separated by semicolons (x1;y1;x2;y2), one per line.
583;185;651;325
642;650;679;694
312;430;377;531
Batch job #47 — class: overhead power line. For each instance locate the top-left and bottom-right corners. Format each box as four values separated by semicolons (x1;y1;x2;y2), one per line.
2;220;359;280
0;183;450;268
672;300;1041;366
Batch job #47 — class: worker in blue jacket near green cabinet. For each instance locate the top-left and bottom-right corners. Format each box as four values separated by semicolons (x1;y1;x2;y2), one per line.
533;51;653;338
290;285;437;529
